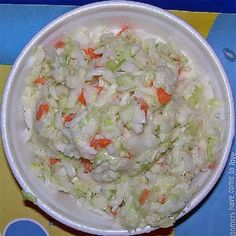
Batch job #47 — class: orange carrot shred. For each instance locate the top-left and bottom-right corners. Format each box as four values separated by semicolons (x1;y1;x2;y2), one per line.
157;87;172;105
34;76;46;85
49;158;61;166
109;206;117;217
140;99;149;116
208;161;217;169
36;102;49;121
136;97;149;116
78;90;87;106
115;25;129;36
63;113;76;123
139;188;150;205
159;195;167;204
54;40;65;49
90;138;112;151
81;158;93;172
95;85;103;95
111;210;117;217
84;48;102;60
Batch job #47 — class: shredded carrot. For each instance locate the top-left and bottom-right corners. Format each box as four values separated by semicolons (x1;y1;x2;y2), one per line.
84;48;102;60
111;210;117;217
139;188;150;205
136;97;149;116
54;40;65;49
36;102;49;121
48;158;61;166
81;158;93;172
115;25;129;36
90;138;112;151
63;113;76;123
157;87;172;105
108;206;117;217
159;195;167;204
34;76;46;85
139;189;150;205
140;99;149;116
78;90;87;106
208;161;217;169
95;85;103;95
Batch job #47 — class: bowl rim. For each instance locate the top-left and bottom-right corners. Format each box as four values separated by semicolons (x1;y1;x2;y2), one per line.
1;1;235;235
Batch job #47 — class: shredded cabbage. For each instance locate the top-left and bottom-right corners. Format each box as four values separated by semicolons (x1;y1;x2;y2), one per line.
23;27;223;230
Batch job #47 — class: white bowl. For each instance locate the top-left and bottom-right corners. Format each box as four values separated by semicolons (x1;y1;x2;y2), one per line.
1;1;235;235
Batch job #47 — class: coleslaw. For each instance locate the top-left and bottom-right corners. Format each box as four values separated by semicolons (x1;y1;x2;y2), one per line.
22;26;223;230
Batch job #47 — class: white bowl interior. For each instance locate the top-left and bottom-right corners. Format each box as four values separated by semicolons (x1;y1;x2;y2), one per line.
2;2;234;235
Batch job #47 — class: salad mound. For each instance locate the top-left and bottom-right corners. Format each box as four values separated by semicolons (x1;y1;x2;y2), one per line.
23;26;223;230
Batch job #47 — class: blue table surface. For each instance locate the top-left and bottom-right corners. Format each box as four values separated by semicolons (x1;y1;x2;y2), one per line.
0;0;236;13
